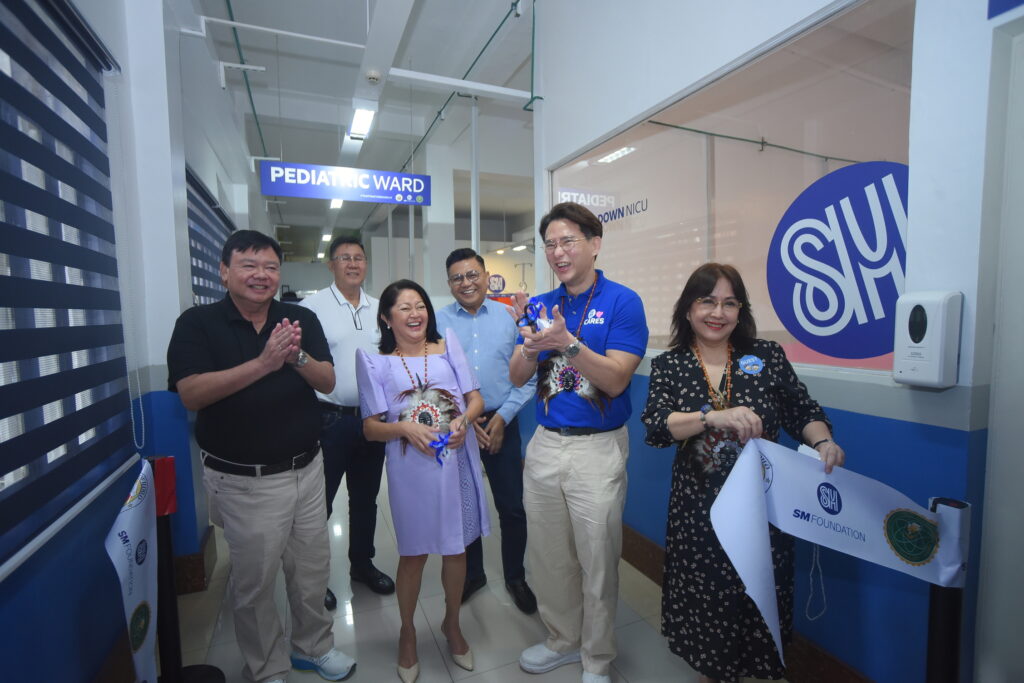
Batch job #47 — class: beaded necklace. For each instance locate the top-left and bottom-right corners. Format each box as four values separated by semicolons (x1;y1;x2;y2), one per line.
692;343;732;409
560;272;599;341
397;340;428;388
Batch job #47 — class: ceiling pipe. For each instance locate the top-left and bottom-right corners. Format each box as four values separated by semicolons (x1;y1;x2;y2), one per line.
182;15;366;51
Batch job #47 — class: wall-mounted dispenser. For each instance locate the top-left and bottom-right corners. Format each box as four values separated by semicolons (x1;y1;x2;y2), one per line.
892;291;963;388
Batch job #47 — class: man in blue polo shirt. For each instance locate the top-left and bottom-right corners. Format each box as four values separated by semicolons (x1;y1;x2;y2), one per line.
509;203;648;683
437;248;538;614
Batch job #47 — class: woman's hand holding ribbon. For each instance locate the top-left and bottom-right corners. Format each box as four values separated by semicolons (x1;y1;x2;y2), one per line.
446;415;468;450
704;406;763;443
402;421;440;457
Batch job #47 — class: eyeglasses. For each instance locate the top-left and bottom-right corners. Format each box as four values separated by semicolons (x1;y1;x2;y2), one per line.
695;296;742;312
331;254;366;263
447;270;482;285
543;236;587;253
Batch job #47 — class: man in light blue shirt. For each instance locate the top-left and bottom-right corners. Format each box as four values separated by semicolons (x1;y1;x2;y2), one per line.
437;248;538;614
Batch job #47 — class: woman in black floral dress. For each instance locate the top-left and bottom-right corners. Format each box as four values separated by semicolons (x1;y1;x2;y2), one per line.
641;263;844;683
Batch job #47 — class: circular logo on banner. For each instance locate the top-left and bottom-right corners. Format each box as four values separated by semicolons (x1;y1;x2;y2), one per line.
760;453;774;493
767;161;908;359
817;482;842;515
884;509;940;566
488;274;506;293
123;472;150;511
135;539;148;565
129;602;151;652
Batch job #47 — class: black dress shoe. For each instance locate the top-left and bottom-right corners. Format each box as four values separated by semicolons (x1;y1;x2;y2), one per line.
461;574;487;603
350;564;395;595
506;578;537;614
324;587;338;611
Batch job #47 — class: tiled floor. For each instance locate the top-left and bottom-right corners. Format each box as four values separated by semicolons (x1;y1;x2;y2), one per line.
176;471;784;683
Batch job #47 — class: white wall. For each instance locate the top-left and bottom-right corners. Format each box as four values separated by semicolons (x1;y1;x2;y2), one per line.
535;0;847;167
77;0;260;385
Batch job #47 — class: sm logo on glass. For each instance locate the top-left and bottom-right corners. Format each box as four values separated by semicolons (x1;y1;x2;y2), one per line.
767;162;908;359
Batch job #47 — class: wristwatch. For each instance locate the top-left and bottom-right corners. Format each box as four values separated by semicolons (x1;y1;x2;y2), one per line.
562;337;582;359
699;403;712;429
293;350;309;368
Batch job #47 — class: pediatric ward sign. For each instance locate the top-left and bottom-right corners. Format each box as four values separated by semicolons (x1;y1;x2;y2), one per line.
260;161;431;206
766;161;907;359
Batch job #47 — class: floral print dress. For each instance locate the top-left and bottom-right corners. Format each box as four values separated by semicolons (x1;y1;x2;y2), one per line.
641;339;829;680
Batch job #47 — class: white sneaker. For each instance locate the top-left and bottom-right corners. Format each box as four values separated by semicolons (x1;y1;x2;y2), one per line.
290;648;356;681
519;642;582;674
582;673;611;683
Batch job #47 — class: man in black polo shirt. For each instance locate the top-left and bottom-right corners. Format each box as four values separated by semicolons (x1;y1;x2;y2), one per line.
167;231;355;683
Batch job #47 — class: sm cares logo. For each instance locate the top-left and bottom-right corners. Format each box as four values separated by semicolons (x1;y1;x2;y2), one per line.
767;162;908;359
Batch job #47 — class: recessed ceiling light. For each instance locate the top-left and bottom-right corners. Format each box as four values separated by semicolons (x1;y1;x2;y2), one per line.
596;146;636;164
330;199;344;209
349;108;375;140
321;234;331;242
496;249;505;255
317;252;325;259
512;244;527;252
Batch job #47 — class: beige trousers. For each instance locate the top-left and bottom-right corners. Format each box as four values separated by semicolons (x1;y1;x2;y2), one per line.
203;453;334;683
523;425;629;676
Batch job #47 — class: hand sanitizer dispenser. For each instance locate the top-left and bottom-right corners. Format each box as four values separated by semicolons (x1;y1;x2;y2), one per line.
892;291;963;388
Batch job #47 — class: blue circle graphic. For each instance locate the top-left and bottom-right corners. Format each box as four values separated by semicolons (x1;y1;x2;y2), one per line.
766;161;908;359
817;482;843;516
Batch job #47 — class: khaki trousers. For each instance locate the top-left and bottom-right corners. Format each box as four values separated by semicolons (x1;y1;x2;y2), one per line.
203;453;334;683
524;425;629;676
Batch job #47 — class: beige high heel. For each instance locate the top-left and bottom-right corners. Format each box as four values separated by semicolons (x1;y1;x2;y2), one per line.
397;661;419;683
451;648;474;671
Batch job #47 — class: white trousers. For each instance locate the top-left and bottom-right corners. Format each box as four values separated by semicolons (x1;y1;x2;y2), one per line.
203;453;334;683
523;426;629;676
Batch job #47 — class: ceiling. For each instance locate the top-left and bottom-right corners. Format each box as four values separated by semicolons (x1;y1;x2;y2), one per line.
192;0;536;261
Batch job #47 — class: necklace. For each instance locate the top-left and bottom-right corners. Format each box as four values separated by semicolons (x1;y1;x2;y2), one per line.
560;272;599;339
692;343;732;409
397;340;428;389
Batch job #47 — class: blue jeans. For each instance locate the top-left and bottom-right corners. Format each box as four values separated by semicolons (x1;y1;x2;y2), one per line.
320;409;385;567
466;415;527;582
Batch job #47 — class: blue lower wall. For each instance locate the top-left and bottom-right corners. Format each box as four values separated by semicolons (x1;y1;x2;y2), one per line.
618;374;986;683
0;465;138;683
140;390;201;556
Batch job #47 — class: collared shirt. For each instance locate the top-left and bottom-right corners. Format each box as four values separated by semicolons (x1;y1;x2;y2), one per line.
166;295;332;464
300;284;380;407
518;270;649;430
437;297;536;424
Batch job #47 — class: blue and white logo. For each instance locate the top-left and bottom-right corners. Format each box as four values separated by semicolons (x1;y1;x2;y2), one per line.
488;274;506;294
135;539;148;565
817;482;842;515
767;162;907;359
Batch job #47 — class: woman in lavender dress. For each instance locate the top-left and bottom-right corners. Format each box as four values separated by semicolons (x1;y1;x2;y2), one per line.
356;279;490;683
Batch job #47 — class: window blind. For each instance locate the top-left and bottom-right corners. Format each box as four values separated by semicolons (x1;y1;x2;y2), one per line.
186;168;234;305
0;0;130;563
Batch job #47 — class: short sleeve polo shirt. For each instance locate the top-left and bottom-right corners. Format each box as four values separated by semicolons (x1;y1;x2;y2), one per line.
166;295;333;464
520;270;648;429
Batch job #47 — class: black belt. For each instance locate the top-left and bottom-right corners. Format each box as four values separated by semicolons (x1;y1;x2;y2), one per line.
543;425;619;437
202;444;319;477
319;401;360;417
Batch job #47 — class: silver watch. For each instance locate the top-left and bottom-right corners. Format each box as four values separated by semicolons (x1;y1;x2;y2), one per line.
293;350;309;368
562;338;582;359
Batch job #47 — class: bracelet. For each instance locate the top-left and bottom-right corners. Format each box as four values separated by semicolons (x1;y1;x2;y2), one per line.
519;345;537;362
699;412;708;428
811;438;833;449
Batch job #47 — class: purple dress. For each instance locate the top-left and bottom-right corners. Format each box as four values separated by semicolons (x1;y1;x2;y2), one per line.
356;330;490;556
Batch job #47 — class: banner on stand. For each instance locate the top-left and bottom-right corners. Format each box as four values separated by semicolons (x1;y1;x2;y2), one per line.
710;439;968;663
105;460;158;683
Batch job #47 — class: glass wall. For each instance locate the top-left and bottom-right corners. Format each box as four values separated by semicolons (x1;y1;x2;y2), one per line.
552;0;913;368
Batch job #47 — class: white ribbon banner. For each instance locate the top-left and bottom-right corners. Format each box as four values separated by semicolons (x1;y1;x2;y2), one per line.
104;460;158;683
710;439;969;665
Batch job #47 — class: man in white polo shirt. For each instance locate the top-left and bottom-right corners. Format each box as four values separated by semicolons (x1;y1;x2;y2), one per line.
301;236;395;609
